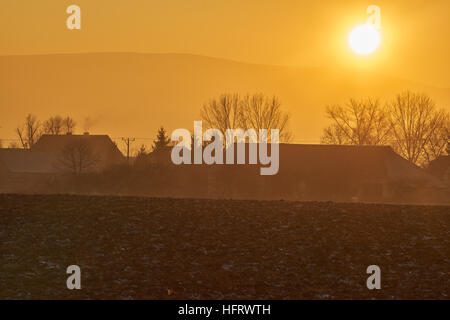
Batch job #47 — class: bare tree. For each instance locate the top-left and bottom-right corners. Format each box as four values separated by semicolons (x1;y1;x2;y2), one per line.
43;115;63;135
201;93;243;138
241;94;292;142
321;123;349;145
56;138;100;174
423;114;449;163
448;134;450;156
62;116;77;134
44;116;76;135
16;114;42;149
201;93;292;142
321;98;391;146
389;91;449;166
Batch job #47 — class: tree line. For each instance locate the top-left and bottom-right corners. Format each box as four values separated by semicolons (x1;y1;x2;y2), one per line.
13;114;77;149
4;91;448;169
138;93;294;156
321;91;449;166
200;93;293;143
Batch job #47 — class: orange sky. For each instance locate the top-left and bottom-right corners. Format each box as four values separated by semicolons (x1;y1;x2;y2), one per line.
1;0;450;87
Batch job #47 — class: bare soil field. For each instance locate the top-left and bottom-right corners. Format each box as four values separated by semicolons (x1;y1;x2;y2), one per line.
0;194;449;299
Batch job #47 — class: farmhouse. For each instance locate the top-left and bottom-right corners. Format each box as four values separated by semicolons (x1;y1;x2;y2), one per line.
257;144;446;203
32;133;125;171
139;143;447;203
0;133;125;192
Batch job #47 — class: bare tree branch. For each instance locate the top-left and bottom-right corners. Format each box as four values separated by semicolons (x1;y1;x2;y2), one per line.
389;91;449;166
321;98;391;146
201;93;293;143
16;114;42;149
56;138;101;174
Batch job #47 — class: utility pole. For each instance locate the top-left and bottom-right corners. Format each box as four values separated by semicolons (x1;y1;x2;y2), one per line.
121;137;136;164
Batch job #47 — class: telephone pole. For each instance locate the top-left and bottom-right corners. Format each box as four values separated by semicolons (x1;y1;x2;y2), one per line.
121;137;136;164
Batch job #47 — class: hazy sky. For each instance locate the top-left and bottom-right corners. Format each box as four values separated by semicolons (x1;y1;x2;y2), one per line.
1;0;450;87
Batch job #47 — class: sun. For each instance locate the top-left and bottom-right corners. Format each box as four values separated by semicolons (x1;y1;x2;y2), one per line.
349;25;381;55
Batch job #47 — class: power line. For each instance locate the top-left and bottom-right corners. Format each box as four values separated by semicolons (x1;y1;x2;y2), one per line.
121;137;136;164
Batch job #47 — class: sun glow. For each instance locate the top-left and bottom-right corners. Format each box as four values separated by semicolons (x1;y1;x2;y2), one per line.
349;25;381;55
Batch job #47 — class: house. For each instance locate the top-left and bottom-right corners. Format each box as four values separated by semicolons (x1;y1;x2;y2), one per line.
0;133;124;175
31;133;125;172
137;143;447;204
261;144;446;203
0;133;125;192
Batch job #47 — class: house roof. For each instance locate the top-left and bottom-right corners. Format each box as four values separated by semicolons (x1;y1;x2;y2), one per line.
33;134;125;169
144;143;442;186
33;134;124;161
277;144;442;186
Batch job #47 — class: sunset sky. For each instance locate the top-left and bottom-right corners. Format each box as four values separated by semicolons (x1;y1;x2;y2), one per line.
1;0;450;87
1;1;450;145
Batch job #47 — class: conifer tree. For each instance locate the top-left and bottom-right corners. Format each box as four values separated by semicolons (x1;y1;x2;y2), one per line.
152;126;171;151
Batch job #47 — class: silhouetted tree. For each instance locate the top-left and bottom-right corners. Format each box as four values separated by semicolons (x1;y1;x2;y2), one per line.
43;116;63;135
321;92;450;166
62;116;77;134
201;93;292;142
201;93;243;138
389;91;449;166
241;94;292;142
321;123;349;145
321;98;391;145
152;127;171;151
447;136;450;156
44;116;77;135
56;138;100;174
423;115;449;163
16;114;42;149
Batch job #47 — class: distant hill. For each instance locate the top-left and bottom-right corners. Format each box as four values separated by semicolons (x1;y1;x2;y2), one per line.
1;53;449;143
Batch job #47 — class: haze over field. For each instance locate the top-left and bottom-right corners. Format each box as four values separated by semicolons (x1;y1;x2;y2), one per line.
1;53;449;143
